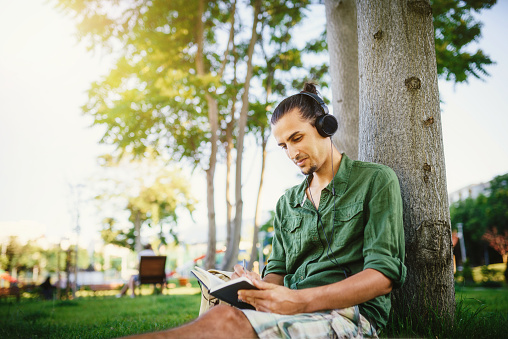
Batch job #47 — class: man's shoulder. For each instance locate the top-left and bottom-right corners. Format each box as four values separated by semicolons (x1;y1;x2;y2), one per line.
351;159;398;180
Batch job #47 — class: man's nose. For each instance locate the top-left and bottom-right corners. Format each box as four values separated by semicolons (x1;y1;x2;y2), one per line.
287;144;298;160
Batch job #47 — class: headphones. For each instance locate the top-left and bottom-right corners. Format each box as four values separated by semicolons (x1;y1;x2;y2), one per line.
298;91;338;138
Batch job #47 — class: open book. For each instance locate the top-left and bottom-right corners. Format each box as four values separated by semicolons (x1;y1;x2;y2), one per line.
191;266;258;310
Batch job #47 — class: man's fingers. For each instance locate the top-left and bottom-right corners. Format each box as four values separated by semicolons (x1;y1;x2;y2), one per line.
252;279;276;290
245;271;261;282
232;264;246;278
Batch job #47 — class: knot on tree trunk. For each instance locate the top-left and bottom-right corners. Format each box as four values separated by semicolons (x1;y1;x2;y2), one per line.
405;76;421;90
413;220;451;263
408;0;432;16
423;162;431;183
423;116;434;126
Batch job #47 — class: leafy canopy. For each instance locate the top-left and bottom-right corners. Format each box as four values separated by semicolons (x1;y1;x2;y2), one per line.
432;0;497;83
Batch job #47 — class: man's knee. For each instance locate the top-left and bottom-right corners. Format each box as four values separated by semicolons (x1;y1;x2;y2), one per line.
204;305;243;322
202;305;255;335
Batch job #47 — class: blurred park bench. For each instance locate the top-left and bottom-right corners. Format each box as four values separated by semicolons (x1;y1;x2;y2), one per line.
0;286;20;301
83;283;123;295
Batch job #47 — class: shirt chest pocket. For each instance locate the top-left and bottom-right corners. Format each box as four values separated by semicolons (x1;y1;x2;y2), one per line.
333;202;364;245
281;216;302;254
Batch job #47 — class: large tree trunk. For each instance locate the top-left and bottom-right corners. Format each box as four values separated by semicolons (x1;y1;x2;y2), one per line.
325;0;359;160
196;0;218;269
356;0;455;322
222;0;261;270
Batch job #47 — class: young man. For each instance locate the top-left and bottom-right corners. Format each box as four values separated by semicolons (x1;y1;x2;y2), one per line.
132;83;406;338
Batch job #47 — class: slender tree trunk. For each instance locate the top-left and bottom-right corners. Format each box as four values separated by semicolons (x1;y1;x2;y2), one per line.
356;0;454;322
247;63;273;271
225;118;235;254
134;210;142;253
222;0;261;270
325;0;359;160
225;47;238;256
196;0;218;269
248;131;268;271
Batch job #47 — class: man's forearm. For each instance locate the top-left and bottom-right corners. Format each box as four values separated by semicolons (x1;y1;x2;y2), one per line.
300;269;393;313
263;273;285;286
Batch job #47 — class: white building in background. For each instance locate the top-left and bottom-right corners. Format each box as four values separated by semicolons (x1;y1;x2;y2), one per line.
449;181;490;204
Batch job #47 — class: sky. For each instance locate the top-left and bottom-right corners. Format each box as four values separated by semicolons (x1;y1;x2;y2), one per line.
1;1;507;247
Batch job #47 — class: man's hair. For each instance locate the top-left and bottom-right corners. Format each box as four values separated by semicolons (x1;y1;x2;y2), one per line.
271;82;324;126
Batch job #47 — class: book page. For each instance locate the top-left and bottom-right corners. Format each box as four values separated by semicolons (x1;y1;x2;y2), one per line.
193;266;227;290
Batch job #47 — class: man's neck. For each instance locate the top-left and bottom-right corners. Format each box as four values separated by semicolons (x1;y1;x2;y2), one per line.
309;148;342;190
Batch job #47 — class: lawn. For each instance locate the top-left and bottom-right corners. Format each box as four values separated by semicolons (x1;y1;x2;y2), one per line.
0;285;202;338
1;281;507;338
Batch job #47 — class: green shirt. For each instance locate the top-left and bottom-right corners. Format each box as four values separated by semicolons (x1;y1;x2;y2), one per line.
263;154;406;329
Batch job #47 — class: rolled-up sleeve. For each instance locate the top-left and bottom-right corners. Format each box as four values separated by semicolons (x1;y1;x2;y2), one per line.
363;167;407;289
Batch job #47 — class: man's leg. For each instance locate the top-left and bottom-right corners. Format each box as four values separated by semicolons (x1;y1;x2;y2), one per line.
126;305;257;338
128;276;136;297
117;282;129;297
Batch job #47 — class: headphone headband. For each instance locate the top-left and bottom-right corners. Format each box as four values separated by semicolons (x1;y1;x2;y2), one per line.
299;91;329;115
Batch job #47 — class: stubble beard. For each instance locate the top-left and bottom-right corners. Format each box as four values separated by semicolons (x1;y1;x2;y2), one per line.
301;164;318;176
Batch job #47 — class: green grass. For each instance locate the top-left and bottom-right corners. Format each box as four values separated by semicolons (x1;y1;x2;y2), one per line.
382;286;508;338
0;290;201;338
1;281;507;338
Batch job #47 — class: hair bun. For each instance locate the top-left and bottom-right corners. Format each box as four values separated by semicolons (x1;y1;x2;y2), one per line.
302;82;318;95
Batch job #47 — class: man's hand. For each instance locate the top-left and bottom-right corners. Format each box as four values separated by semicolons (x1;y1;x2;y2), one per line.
238;279;307;315
231;264;261;282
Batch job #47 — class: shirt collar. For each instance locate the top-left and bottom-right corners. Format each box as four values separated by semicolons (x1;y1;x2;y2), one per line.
289;153;353;208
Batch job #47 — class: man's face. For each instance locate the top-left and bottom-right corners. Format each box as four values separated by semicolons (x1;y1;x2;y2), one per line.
272;108;330;176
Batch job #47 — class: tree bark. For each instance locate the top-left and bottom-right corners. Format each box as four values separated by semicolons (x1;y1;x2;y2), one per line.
222;0;261;270
356;0;454;321
325;0;359;160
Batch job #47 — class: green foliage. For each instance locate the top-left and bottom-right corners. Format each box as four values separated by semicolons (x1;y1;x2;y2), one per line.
55;0;229;165
54;0;327;167
432;0;497;83
95;159;196;249
0;236;22;272
485;173;508;231
450;172;508;265
462;260;475;283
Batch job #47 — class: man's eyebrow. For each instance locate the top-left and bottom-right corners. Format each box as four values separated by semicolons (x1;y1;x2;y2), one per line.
277;131;300;146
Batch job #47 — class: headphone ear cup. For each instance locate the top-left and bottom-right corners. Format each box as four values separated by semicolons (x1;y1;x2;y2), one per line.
315;114;338;137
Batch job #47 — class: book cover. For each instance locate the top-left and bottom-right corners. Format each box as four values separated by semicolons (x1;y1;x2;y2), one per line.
191;266;258;310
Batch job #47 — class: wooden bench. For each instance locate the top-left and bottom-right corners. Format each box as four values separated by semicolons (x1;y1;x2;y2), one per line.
0;286;20;302
136;256;167;295
85;283;123;295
